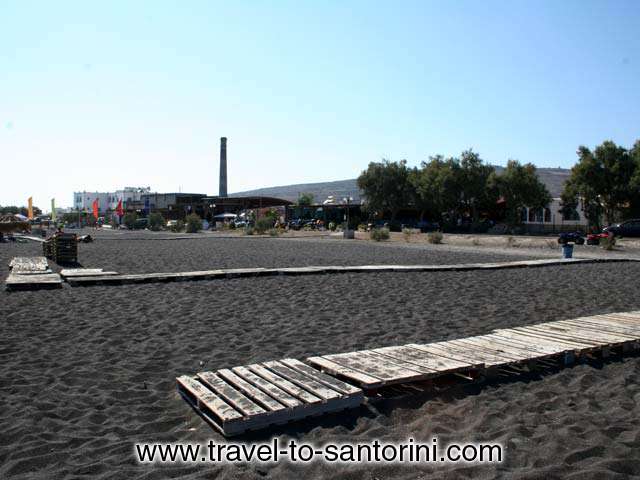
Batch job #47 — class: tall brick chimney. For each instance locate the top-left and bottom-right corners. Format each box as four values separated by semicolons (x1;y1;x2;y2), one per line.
219;137;228;197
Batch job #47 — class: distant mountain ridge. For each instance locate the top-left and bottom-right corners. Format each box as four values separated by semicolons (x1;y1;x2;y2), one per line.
232;167;571;204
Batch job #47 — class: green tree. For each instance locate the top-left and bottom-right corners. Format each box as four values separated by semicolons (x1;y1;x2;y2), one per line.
148;212;165;231
357;159;413;221
185;213;203;233
296;192;314;206
409;155;459;221
457;150;496;224
560;141;636;227
122;212;138;230
491;160;551;229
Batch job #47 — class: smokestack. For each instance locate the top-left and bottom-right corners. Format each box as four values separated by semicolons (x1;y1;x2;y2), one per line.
219;137;228;197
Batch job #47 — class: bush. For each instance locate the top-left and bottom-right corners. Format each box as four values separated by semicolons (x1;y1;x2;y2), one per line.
370;227;390;241
427;231;443;244
244;226;255;235
122;212;137;230
268;228;280;237
601;234;616;251
328;222;337;231
148;212;165;231
170;220;184;233
402;228;413;242
255;217;274;234
185;214;203;233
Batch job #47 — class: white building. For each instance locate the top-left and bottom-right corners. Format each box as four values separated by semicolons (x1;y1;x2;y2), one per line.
521;198;588;232
73;187;151;213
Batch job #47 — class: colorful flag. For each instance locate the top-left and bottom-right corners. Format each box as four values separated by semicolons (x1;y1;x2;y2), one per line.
116;199;124;217
27;197;34;219
92;198;99;220
51;198;57;221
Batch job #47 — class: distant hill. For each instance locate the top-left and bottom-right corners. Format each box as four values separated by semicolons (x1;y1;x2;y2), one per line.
232;167;571;204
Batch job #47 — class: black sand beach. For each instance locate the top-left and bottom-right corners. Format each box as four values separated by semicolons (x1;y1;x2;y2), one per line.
2;234;640;479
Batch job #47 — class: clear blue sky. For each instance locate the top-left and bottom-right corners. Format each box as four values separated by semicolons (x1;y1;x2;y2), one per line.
1;0;639;208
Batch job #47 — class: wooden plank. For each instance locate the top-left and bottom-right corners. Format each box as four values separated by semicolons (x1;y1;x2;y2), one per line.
216;368;287;412
481;333;570;356
453;336;545;361
60;268;119;277
426;341;515;367
324;350;425;384
528;323;631;345
263;361;343;401
407;343;487;367
504;327;597;349
279;358;362;396
197;371;267;417
176;375;242;422
247;364;322;404
556;319;640;340
306;356;384;388
372;345;475;373
231;366;302;409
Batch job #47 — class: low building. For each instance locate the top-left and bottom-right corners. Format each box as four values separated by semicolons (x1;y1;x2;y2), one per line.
521;198;588;233
73;187;151;214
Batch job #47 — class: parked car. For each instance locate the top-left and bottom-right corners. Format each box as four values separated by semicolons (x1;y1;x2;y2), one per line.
587;232;610;246
558;232;585;245
603;219;640;238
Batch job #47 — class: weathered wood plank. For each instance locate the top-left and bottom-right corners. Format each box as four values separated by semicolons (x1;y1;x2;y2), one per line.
324;350;425;384
263;361;343;401
216;368;287;412
9;256;48;271
176;375;242;422
372;345;474;373
232;366;302;409
306;356;384;388
527;324;631;345
60;268;119;278
279;358;362;396
197;371;267;417
247;364;322;404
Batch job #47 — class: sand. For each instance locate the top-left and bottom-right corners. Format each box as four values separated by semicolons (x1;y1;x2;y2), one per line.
1;233;640;479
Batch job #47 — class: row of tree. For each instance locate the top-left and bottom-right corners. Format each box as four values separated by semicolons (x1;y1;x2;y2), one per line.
561;140;640;228
0;205;42;217
357;150;551;229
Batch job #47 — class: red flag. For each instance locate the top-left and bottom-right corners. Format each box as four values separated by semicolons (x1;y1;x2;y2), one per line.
116;199;124;217
92;199;99;219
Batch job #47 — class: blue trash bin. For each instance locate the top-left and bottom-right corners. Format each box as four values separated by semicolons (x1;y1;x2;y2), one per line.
562;243;574;259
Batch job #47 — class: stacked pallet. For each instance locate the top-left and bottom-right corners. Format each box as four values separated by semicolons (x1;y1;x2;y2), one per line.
43;233;78;264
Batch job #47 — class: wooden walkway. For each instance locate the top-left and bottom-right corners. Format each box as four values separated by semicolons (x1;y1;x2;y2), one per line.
67;258;638;287
179;310;640;436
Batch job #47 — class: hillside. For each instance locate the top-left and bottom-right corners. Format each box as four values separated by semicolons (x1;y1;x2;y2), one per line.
232;168;571;204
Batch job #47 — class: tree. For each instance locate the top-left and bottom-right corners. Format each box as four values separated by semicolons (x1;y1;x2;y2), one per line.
357;159;413;221
560;140;636;227
296;193;314;206
185;213;203;233
491;160;551;229
122;212;138;230
148;212;165;231
409;155;459;221
457;150;496;224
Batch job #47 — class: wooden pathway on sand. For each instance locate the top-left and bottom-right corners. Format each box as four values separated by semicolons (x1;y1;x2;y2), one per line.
179;310;640;436
68;257;639;287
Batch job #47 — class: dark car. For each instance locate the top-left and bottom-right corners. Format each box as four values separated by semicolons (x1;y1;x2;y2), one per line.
558;232;585;245
603;219;640;238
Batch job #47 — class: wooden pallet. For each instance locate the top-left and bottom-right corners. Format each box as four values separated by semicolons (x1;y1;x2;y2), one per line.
5;273;63;290
177;358;363;436
9;256;49;273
